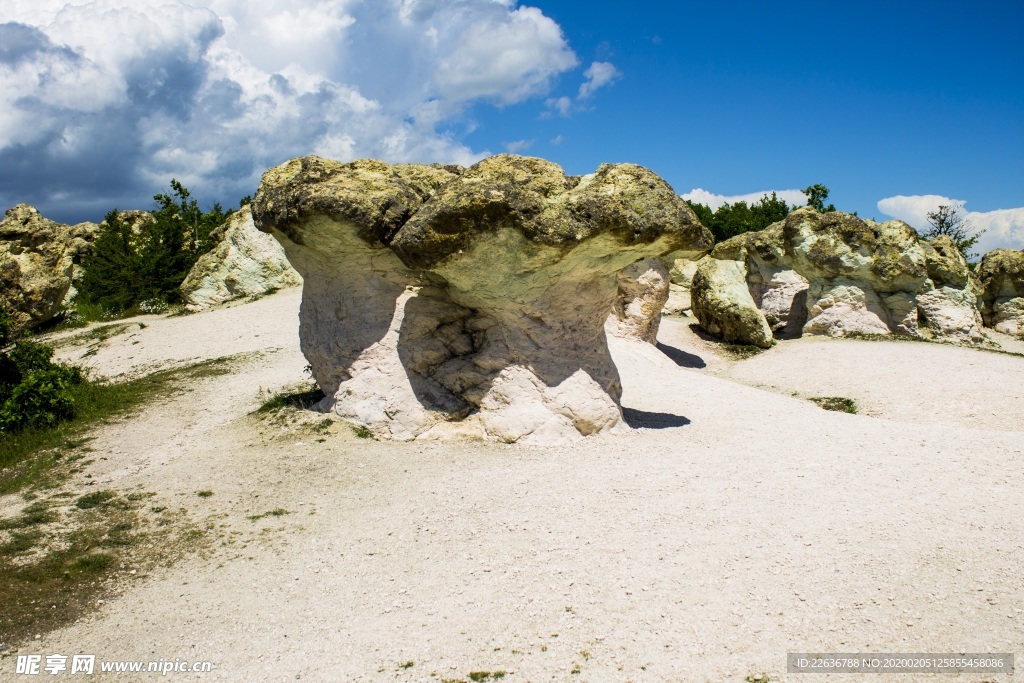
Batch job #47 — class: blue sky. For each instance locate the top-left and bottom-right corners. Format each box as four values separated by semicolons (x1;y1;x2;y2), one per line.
2;0;1022;251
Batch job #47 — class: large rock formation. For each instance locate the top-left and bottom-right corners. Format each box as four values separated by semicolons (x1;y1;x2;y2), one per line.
0;204;97;332
253;154;712;443
181;205;301;311
977;249;1024;336
692;208;984;347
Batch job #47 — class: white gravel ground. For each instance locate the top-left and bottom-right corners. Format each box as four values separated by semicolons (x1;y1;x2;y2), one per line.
5;289;1021;682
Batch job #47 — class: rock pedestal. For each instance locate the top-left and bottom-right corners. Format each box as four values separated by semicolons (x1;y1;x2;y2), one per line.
253;155;712;443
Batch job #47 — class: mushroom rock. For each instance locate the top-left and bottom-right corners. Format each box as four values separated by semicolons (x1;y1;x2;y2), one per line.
253;154;712;443
0;204;96;332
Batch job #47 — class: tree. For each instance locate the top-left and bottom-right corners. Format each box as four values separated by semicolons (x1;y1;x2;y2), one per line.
77;180;230;313
751;191;791;227
803;184;835;213
922;204;984;261
686;192;792;243
77;210;146;312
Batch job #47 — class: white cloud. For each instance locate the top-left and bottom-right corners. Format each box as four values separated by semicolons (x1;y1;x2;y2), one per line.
877;194;1024;253
550;134;564;146
0;0;579;218
543;59;620;117
504;139;533;153
578;61;620;99
545;96;573;117
434;6;577;105
681;188;808;211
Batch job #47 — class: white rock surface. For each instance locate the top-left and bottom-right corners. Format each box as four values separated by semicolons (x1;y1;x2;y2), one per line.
181;205;301;311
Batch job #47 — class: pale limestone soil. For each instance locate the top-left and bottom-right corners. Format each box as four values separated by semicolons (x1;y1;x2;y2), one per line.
4;293;1021;682
658;315;1024;433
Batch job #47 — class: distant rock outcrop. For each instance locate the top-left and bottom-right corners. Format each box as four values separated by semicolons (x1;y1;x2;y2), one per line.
661;256;705;316
692;208;983;347
181;205;301;311
977;248;1024;336
253;154;712;443
0;204;98;332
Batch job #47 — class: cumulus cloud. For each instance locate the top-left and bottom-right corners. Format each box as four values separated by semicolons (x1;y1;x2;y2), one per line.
578;61;620;99
681;188;808;211
543;59;620;117
544;96;573;118
0;0;581;220
877;194;1024;253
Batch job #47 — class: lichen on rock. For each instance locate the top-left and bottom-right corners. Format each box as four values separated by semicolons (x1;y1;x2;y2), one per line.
0;204;98;332
691;207;984;346
253;154;712;443
977;248;1024;336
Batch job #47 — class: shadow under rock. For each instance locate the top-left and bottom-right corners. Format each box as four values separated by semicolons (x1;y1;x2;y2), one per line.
621;407;691;429
656;342;707;369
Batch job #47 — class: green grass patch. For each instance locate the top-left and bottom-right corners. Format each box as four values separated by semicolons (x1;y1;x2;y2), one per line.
1;529;44;554
247;508;290;521
197;490;213;498
810;396;858;414
0;501;58;530
468;673;506;682
352;424;373;439
257;385;325;413
0;491;210;645
75;490;117;510
0;356;238;496
71;552;114;572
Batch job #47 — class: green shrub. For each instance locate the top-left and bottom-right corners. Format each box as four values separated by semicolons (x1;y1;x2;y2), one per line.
0;310;84;434
77;180;230;315
686;191;792;242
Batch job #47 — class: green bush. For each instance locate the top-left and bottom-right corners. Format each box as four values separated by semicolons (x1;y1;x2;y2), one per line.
0;309;84;434
686;191;792;242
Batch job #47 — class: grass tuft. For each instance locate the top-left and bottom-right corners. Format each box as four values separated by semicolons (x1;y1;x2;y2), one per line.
257;385;325;413
75;490;116;510
810;396;858;414
247;508;290;521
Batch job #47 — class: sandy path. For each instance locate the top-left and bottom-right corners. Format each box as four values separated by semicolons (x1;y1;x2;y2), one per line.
7;293;1022;682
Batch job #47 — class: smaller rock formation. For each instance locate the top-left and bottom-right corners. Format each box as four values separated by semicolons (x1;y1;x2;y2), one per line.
691;258;774;348
181;205;301;311
607;257;671;344
977;248;1024;336
692;208;984;346
0;204;97;332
